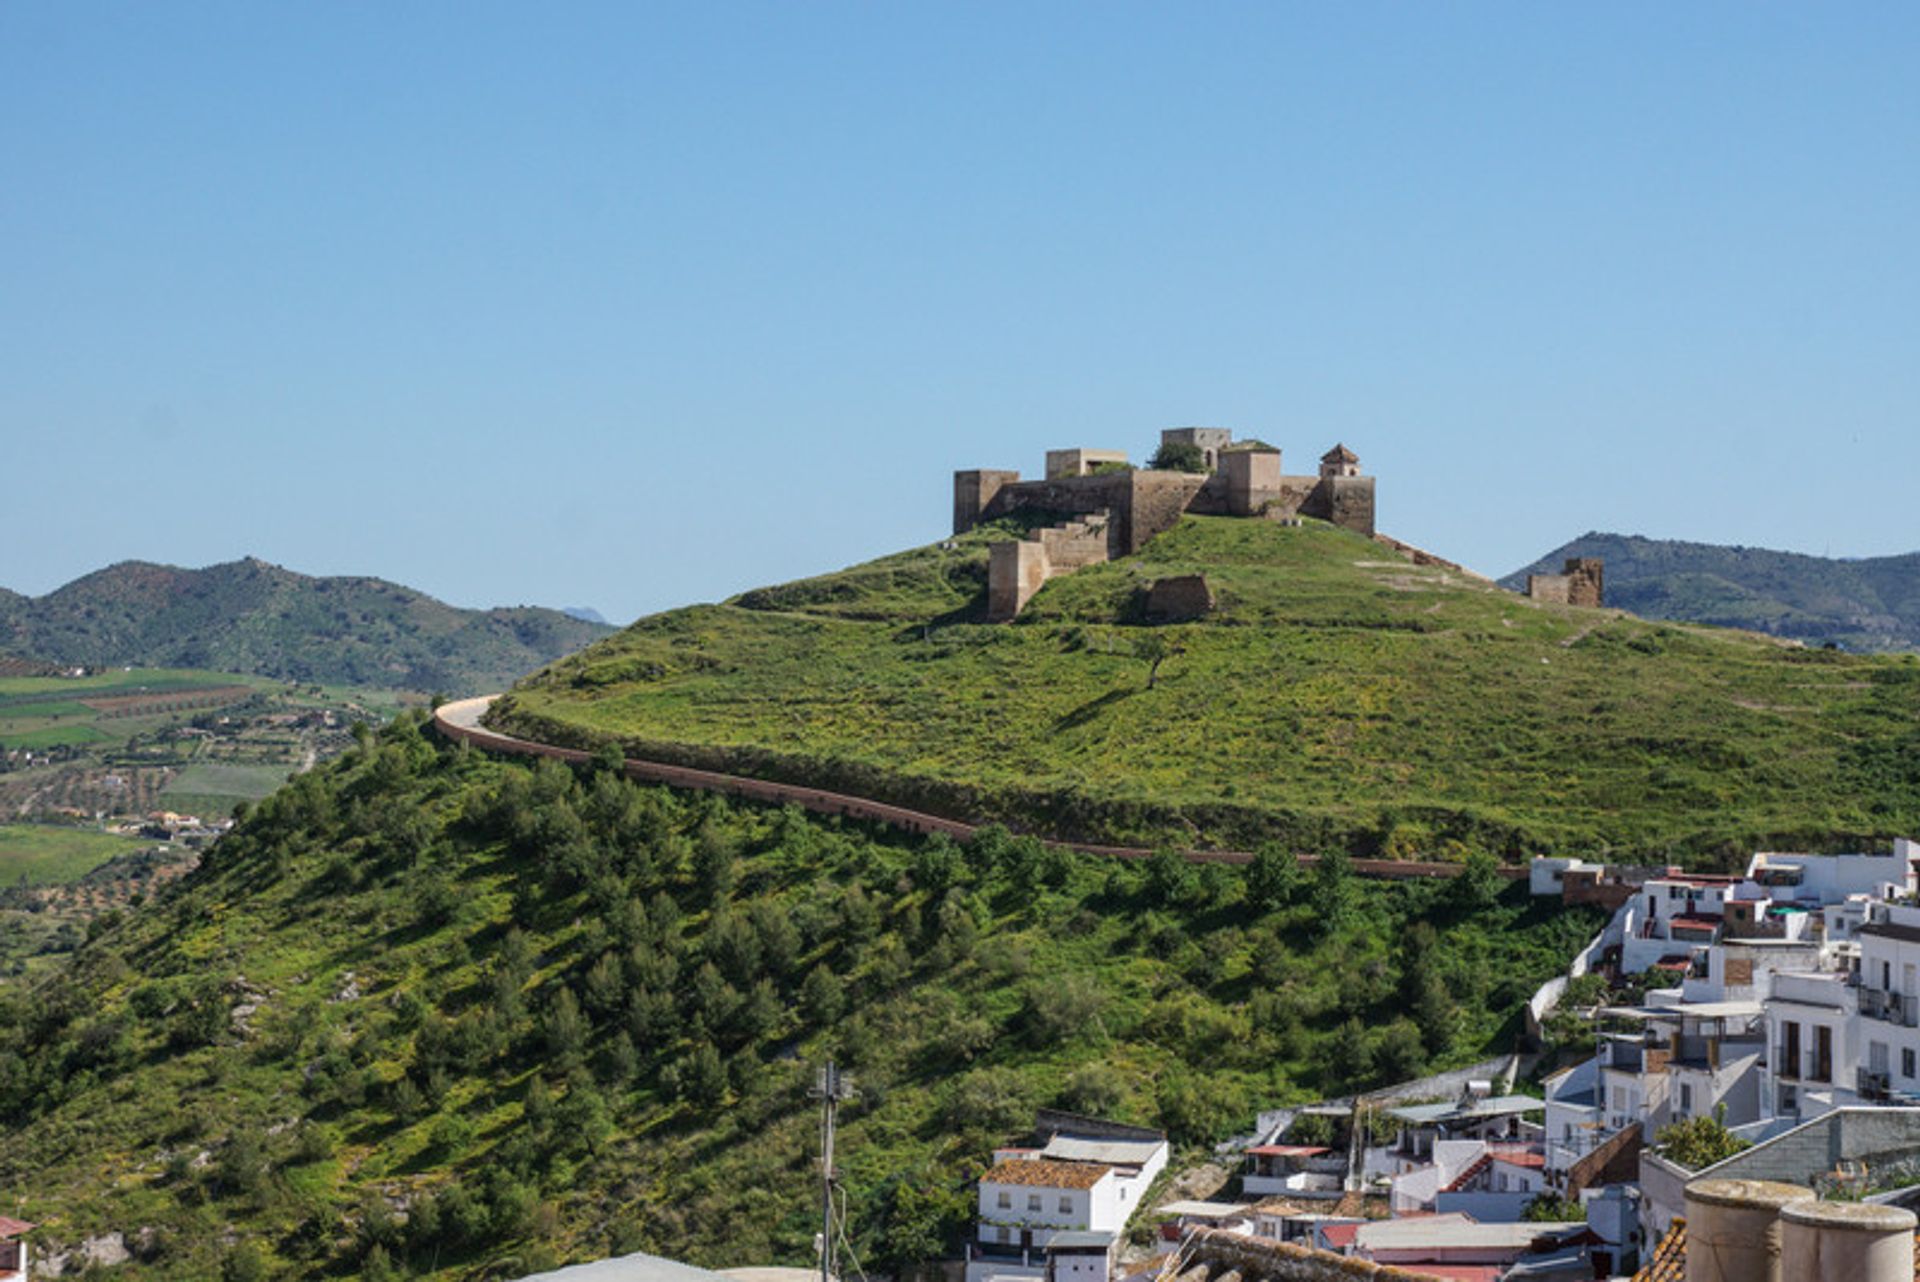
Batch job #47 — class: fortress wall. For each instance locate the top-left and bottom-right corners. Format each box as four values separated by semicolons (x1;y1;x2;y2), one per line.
1528;574;1572;604
954;469;1020;534
987;540;1051;622
1310;475;1376;536
1126;469;1212;552
1565;558;1604;608
1037;519;1110;569
981;472;1133;556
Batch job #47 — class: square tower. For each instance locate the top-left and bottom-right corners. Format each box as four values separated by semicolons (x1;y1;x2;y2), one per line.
1160;427;1233;471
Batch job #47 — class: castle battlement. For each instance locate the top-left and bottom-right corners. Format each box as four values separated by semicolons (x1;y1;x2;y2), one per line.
957;428;1378;621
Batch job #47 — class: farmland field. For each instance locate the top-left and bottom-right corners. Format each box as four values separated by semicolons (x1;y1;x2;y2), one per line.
0;822;144;885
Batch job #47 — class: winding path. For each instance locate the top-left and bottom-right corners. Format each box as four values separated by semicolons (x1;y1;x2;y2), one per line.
433;696;1524;881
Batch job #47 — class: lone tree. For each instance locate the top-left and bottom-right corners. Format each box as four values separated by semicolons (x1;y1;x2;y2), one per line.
1134;632;1182;689
1149;440;1208;473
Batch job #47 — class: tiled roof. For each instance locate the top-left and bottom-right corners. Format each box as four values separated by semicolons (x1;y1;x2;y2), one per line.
1248;1144;1330;1157
980;1159;1113;1190
0;1220;32;1239
1489;1146;1546;1169
1633;1218;1685;1281
1320;1222;1361;1249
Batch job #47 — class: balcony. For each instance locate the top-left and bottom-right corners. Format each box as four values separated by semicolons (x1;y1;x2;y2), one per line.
1860;990;1920;1028
1860;1068;1893;1101
1773;1045;1798;1080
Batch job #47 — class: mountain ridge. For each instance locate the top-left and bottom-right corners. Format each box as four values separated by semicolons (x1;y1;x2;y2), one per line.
1501;532;1920;652
0;557;613;695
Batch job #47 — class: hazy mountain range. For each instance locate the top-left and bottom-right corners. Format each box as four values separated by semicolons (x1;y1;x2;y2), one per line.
1504;532;1920;652
0;557;613;694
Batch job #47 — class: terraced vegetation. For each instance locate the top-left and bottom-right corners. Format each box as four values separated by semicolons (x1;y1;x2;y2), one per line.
0;717;1598;1278
497;517;1920;862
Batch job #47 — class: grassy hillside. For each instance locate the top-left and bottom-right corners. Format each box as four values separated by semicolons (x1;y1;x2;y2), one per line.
0;716;1596;1279
496;517;1920;862
0;558;612;695
1504;532;1920;653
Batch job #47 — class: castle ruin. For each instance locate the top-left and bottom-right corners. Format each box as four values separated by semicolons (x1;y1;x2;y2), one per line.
1526;557;1604;608
956;429;1377;621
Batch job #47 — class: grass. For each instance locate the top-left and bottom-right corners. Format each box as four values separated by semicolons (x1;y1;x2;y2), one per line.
496;517;1920;862
0;667;270;749
0;717;1598;1279
163;762;296;802
0;822;145;885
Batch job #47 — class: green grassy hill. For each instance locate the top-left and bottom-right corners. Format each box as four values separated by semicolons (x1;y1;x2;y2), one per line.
1504;532;1920;653
0;558;612;696
495;517;1920;862
0;717;1597;1279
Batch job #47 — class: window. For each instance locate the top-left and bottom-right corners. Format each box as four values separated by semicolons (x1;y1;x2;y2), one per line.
1027;1194;1041;1212
1906;1049;1917;1080
997;1192;1011;1210
1678;1084;1693;1114
1058;1196;1072;1213
997;1226;1010;1245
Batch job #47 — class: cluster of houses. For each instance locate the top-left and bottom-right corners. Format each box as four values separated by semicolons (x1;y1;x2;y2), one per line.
960;840;1920;1282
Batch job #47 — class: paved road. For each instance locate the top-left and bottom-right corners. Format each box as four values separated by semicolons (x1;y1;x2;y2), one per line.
433;695;1526;881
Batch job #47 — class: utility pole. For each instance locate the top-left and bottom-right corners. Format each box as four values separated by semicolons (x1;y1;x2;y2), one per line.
812;1061;857;1282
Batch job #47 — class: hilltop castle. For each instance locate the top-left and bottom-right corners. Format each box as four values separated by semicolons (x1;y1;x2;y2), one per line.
954;428;1377;620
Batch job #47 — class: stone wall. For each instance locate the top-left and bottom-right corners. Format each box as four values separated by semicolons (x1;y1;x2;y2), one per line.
988;541;1051;622
1126;469;1212;552
1301;475;1377;537
1526;574;1572;604
953;469;1021;535
1527;559;1604;608
1565;558;1604;608
1146;575;1214;622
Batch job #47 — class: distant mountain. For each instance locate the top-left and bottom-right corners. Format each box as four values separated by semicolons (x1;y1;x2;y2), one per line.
0;558;614;694
1503;533;1920;652
562;605;609;625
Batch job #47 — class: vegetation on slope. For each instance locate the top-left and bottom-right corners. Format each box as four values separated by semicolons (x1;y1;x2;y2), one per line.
1504;532;1920;653
497;517;1920;861
0;558;611;695
0;716;1595;1279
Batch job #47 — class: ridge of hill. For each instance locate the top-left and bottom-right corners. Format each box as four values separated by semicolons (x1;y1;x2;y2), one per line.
0;558;612;696
1502;532;1920;653
0;715;1597;1278
494;516;1920;862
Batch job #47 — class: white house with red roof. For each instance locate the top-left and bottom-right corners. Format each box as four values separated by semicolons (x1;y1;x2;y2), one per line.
0;1217;35;1282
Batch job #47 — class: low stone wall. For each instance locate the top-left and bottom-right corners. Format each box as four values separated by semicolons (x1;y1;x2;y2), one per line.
436;699;1529;883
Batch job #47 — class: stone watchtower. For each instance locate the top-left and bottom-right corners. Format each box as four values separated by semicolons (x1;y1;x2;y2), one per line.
1161;427;1233;471
1320;444;1361;478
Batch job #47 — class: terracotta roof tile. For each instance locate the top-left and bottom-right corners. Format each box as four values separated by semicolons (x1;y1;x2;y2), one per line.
1634;1218;1684;1282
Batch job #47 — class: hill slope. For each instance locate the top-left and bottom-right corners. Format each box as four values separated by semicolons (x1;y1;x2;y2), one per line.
495;517;1920;861
0;558;612;695
0;716;1596;1278
1503;533;1920;652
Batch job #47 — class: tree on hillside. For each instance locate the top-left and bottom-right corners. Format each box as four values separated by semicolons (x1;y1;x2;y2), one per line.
1246;842;1304;912
1134;632;1183;689
1312;848;1357;931
1149;441;1208;473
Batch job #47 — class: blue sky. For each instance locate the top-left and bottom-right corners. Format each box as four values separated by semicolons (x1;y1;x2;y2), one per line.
4;4;1917;622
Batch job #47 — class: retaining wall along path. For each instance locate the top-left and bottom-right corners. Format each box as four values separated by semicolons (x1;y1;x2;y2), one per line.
433;696;1526;881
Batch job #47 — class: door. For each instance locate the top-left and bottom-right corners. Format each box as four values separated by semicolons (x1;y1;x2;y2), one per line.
1784;1022;1801;1078
1815;1025;1833;1082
